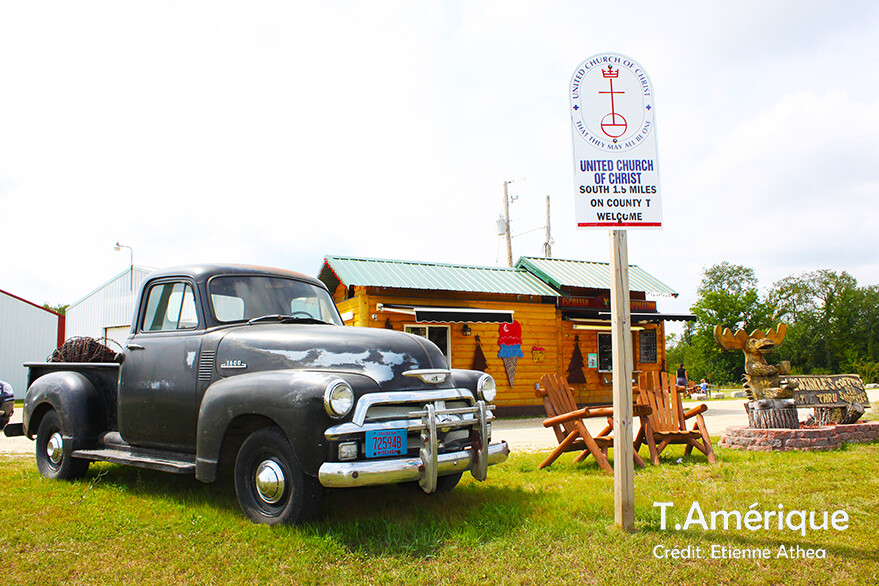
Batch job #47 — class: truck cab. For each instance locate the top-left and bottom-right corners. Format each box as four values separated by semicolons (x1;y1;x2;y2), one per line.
10;264;509;525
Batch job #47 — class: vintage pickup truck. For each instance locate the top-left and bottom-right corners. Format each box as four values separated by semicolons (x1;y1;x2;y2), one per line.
4;264;509;524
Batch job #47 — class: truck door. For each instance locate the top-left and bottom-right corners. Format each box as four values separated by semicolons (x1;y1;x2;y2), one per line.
118;279;203;450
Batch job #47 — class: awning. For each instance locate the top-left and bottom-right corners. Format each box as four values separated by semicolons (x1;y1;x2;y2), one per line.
564;311;697;323
377;303;513;324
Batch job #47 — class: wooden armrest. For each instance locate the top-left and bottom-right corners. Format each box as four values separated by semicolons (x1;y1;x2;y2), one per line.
543;407;596;427
633;404;653;417
543;404;652;427
683;403;708;419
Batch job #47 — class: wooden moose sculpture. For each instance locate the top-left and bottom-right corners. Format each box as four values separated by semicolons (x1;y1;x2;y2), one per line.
714;323;799;428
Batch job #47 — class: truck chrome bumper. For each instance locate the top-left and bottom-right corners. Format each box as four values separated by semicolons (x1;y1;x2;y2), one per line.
318;440;509;489
320;397;510;491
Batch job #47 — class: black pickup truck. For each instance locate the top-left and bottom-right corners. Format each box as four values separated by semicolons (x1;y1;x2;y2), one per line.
4;264;509;524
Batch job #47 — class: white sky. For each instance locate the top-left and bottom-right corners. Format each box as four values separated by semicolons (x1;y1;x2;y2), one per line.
2;1;878;333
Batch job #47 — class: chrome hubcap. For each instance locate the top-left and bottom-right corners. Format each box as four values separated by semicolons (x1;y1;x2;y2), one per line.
255;460;286;505
47;432;64;465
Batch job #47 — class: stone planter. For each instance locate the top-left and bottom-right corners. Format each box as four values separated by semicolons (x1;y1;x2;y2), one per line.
720;422;879;452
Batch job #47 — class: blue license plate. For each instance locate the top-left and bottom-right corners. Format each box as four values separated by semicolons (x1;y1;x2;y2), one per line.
365;429;407;458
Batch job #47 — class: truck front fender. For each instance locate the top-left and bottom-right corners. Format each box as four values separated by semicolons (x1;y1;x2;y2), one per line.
195;370;375;482
23;371;104;450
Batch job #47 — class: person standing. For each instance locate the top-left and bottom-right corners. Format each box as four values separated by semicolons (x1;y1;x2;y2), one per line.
675;363;688;391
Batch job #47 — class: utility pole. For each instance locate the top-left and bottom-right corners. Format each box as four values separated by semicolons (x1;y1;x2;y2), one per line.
543;195;552;258
502;180;514;267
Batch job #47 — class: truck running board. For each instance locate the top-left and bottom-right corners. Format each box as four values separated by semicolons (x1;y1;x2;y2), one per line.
73;442;196;475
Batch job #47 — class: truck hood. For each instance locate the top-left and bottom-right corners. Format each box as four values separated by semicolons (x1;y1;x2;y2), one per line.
214;324;449;389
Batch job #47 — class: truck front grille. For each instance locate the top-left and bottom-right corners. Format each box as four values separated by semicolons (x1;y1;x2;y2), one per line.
323;389;493;450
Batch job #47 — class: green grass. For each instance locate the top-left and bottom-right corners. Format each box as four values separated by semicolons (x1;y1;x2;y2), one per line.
2;441;878;585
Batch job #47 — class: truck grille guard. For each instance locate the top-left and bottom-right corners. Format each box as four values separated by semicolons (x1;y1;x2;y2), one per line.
319;389;509;492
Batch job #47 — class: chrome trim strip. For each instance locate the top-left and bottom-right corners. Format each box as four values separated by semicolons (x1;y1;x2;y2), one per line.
349;389;475;426
317;441;510;489
405;405;492;418
325;405;496;439
325;417;483;439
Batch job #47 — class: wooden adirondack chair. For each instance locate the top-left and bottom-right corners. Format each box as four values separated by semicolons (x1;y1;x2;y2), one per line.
536;373;650;474
634;371;716;465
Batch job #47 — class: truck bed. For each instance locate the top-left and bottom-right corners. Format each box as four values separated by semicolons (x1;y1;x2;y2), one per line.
25;362;121;430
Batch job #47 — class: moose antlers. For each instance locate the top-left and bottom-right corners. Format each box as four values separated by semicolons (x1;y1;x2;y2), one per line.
713;323;787;351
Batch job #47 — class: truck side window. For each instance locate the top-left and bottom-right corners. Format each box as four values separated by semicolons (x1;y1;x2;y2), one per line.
143;282;199;332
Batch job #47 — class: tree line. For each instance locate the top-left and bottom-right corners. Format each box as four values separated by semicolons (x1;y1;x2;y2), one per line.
666;262;879;385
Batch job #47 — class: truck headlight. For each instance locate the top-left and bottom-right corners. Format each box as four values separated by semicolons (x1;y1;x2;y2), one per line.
476;374;497;403
324;380;354;418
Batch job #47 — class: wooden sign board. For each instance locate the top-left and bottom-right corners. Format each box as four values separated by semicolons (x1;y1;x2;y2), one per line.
787;374;870;408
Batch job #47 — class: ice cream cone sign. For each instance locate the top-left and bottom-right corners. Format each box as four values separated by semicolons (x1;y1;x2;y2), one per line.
497;320;523;386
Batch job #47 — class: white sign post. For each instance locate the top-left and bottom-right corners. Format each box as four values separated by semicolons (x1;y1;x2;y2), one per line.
569;53;662;532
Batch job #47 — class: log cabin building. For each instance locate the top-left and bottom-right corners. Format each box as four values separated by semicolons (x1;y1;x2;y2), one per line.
318;255;694;415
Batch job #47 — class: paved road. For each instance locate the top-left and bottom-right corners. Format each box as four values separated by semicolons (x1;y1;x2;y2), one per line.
3;390;877;457
493;397;757;453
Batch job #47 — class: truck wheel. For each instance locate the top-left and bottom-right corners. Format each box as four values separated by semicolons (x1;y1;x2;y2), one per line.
35;410;89;480
234;427;322;525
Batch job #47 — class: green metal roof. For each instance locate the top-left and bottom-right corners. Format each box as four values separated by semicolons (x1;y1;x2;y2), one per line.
319;256;561;297
515;257;679;297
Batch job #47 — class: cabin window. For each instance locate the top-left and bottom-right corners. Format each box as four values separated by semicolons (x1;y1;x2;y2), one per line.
404;325;451;366
639;329;658;364
597;332;613;372
142;282;199;332
597;331;639;372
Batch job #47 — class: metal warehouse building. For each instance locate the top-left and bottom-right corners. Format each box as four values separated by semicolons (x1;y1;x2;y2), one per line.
0;289;65;399
65;266;152;349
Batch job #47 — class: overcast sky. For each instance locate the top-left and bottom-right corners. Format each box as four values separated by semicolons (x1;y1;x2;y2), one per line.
2;1;878;333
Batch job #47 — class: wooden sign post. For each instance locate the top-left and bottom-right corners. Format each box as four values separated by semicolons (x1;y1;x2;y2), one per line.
609;230;635;530
570;53;662;532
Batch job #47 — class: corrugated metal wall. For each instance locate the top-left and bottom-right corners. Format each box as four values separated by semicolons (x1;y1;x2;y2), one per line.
66;267;151;349
0;291;61;399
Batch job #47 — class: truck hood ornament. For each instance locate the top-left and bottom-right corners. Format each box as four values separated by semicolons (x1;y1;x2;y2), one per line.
403;369;451;384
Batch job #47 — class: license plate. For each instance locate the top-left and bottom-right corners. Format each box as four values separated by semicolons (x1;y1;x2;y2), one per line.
365;429;407;458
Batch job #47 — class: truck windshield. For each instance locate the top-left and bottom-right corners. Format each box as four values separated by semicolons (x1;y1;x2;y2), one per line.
208;276;343;326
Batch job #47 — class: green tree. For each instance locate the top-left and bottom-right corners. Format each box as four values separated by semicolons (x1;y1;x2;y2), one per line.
42;303;69;316
770;271;879;381
668;262;776;385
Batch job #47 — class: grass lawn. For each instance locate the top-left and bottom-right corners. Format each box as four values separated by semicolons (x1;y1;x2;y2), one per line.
2;440;878;585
